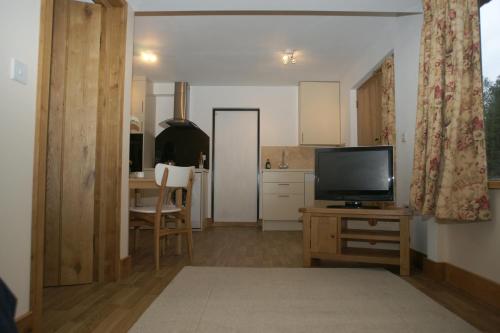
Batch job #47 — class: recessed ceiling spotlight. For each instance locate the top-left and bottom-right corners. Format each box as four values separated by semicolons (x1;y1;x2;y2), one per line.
140;51;158;63
282;49;296;65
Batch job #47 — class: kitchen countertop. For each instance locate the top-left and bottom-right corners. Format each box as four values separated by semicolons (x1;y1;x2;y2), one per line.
261;169;313;172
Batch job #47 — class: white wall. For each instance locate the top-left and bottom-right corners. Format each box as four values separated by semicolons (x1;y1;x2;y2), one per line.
190;86;298;146
393;14;425;253
120;5;135;259
392;15;500;284
345;13;500;284
189;86;298;216
154;95;174;136
342;15;426;252
0;0;41;317
341;18;397;146
439;190;500;283
341;39;398;145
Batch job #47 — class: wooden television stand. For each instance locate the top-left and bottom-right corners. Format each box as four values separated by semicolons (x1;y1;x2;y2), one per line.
300;206;412;276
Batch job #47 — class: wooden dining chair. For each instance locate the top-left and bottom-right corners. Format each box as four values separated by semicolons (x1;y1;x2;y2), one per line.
129;164;195;270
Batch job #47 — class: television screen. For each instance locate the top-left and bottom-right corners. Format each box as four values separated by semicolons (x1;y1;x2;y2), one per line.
315;146;394;202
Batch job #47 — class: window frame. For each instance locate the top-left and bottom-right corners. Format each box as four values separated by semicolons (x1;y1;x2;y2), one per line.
489;180;500;189
479;0;500;189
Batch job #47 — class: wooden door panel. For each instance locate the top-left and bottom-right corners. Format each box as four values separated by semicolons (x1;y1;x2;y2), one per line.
310;216;338;254
44;0;102;286
59;0;101;285
357;71;382;146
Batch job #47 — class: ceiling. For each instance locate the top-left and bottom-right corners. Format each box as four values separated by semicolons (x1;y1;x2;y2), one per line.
131;0;422;85
128;0;422;13
133;15;407;85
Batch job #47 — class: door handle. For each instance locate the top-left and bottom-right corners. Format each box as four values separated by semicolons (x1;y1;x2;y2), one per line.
278;195;290;198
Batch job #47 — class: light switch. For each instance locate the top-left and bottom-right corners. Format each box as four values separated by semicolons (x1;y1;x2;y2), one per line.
10;58;27;85
401;132;407;143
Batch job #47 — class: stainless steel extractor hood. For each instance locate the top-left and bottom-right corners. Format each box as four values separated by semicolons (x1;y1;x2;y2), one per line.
160;82;198;128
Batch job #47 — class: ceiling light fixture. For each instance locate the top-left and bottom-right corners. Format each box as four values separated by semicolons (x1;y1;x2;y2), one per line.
140;51;158;63
282;49;296;65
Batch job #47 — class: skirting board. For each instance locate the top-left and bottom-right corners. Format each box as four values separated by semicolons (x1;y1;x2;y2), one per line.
119;256;132;280
411;249;500;311
16;311;33;333
212;222;259;228
263;220;302;231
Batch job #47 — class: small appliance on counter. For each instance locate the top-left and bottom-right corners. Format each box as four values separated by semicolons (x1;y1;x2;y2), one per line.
265;158;271;169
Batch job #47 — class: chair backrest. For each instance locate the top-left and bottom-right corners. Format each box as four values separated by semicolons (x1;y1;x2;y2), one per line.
155;164;194;188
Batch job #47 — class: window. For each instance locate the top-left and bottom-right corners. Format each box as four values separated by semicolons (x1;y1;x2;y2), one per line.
480;0;500;182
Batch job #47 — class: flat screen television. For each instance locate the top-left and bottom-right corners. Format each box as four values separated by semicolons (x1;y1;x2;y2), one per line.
315;146;394;208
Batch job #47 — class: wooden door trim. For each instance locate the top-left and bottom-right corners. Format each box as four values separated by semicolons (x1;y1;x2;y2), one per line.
31;0;54;330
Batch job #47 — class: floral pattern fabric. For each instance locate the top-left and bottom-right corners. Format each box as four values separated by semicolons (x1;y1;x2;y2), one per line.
410;0;491;221
381;54;396;146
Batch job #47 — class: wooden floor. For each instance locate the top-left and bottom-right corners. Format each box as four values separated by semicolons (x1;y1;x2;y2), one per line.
42;227;500;332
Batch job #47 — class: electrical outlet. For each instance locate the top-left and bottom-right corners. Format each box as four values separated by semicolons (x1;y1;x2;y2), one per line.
10;58;27;85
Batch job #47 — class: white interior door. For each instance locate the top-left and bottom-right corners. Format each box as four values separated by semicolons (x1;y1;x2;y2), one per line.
214;110;259;222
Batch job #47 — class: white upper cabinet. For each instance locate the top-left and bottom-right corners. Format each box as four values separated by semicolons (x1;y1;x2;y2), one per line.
299;81;341;145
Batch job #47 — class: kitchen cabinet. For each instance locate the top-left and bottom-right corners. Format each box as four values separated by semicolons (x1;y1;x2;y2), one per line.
299;81;341;145
310;216;338;254
262;170;312;231
132;76;155;168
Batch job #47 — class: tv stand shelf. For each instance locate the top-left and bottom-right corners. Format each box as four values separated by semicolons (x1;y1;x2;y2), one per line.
340;229;400;242
299;206;412;276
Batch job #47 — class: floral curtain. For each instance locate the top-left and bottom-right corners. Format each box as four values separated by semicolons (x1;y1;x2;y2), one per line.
381;54;396;146
410;0;490;221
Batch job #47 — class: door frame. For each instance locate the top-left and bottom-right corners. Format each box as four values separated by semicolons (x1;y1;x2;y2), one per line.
211;108;260;223
30;0;127;331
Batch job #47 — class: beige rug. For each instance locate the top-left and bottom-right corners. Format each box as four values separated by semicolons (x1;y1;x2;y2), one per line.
130;267;478;332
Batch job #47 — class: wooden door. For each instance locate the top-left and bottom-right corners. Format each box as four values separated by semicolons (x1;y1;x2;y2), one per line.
310;216;338;254
357;70;382;146
44;0;102;286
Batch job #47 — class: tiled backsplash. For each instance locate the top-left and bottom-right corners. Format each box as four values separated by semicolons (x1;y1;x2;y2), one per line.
261;146;316;169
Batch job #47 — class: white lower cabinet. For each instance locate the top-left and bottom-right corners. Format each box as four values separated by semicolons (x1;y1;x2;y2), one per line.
262;170;312;231
263;194;305;220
